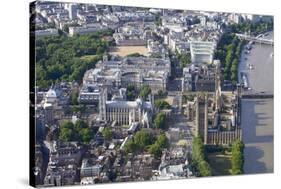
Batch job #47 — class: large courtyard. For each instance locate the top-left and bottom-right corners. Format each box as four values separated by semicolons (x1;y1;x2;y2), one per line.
109;45;148;57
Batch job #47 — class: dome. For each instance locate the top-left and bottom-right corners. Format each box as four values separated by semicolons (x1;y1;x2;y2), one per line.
46;89;57;98
45;88;57;104
136;98;143;106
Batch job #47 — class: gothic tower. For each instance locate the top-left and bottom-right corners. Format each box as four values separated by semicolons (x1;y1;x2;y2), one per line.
99;87;107;121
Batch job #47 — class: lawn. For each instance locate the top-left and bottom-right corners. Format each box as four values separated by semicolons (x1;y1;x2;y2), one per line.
207;152;232;176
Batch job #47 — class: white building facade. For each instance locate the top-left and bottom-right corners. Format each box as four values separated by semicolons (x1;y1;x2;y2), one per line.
190;41;216;64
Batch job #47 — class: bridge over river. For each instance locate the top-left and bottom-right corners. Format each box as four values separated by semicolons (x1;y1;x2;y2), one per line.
241;91;274;99
235;33;274;45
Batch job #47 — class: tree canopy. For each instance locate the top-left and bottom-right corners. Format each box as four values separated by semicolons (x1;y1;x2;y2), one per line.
139;85;151;100
134;129;154;150
148;143;162;158
126;84;151;101
35;32;113;89
70;91;79;105
154;112;167;130
176;51;191;68
231;139;244;175
124;129;154;153
191;137;212;177
123;139;138;153
59;120;91;143
102;127;113;141
156;90;168;98
148;134;169;158
124;130;168;159
215;33;245;84
126;84;138;101
155;133;169;148
230;21;273;36
154;99;171;110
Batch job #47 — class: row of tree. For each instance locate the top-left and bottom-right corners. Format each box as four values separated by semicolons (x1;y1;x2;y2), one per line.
35;32;113;89
59;120;91;143
224;37;245;84
215;33;245;84
124;129;168;159
191;137;212;177
230;21;273;36
231;139;244;175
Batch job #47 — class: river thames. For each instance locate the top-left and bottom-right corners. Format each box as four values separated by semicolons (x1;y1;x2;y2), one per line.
238;32;274;174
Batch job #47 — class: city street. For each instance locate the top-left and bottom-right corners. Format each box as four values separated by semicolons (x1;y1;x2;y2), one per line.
168;112;193;153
